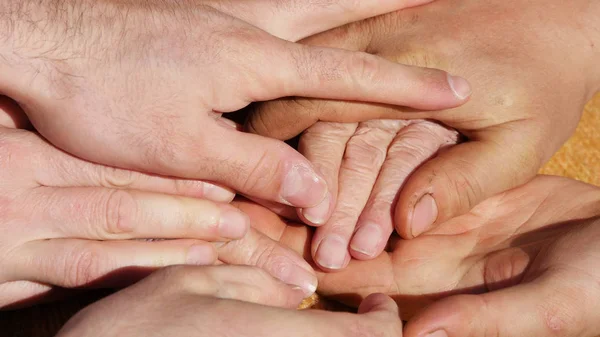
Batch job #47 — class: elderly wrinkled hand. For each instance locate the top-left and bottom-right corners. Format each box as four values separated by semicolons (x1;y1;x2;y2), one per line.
0;0;469;213
296;119;458;270
249;0;600;239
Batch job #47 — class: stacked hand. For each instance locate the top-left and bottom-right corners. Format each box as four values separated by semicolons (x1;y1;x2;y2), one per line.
248;175;600;337
249;0;600;263
0;0;469;213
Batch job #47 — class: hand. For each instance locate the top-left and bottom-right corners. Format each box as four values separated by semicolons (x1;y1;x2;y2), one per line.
298;119;458;270
244;175;600;337
57;265;404;337
0;0;470;212
248;0;600;237
0;98;318;308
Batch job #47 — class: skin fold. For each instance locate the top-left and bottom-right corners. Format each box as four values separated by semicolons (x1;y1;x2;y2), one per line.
0;0;469;214
242;175;600;336
248;0;600;265
56;266;405;337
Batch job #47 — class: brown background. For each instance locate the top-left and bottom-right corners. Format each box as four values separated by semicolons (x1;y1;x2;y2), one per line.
1;94;599;336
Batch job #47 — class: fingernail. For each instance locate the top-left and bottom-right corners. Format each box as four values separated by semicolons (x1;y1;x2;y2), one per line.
426;330;448;337
301;192;331;225
315;234;348;270
447;74;472;100
410;194;438;237
218;210;250;239
350;223;382;257
278;267;318;297
186;245;215;265
280;163;327;207
203;183;235;202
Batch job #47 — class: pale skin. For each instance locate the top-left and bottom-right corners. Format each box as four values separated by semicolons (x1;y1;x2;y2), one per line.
0;0;476;307
249;0;600;265
56;265;405;337
0;0;470;215
246;175;600;337
0;100;321;307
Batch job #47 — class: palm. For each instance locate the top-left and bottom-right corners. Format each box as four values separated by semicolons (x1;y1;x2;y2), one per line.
243;176;600;318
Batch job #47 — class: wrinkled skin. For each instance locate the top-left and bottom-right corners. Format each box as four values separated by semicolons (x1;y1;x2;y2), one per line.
249;0;600;243
0;99;320;308
243;176;600;337
0;0;469;215
57;265;404;337
293;119;458;270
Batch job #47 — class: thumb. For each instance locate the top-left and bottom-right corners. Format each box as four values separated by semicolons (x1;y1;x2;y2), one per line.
404;277;598;337
204;0;436;42
395;137;540;239
358;293;401;318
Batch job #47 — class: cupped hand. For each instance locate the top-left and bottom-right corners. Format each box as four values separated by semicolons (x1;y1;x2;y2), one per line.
0;0;469;212
248;0;600;237
243;175;600;337
297;119;458;270
57;265;404;337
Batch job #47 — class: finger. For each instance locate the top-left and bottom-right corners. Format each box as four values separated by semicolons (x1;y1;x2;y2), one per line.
248;98;436;141
404;275;600;337
34;137;235;202
298;121;357;226
357;294;404;336
147;265;305;308
358;293;401;319
6;239;217;287
395;137;541;239
26;187;249;242
0;281;54;309
216;228;318;298
178;125;329;209
312;120;402;271
0;95;31;129
205;0;436;41
250;41;471;111
350;121;458;259
241;195;300;221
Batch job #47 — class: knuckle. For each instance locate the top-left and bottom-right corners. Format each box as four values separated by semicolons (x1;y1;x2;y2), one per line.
104;190;136;235
99;167;138;188
64;245;103;287
239;148;281;193
344;136;387;173
346;52;382;85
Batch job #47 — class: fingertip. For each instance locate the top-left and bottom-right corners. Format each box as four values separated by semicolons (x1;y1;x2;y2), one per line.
299;192;333;226
218;207;250;239
349;222;386;260
446;74;472;101
186;244;217;265
203;183;236;203
408;194;439;238
280;161;329;208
